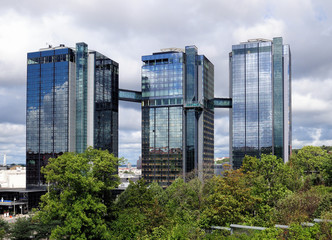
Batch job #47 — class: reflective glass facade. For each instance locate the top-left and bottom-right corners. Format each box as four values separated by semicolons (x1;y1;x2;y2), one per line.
230;38;291;169
142;47;214;186
118;89;142;102
75;43;88;153
94;52;119;156
142;51;184;187
26;44;118;188
27;48;75;188
213;98;232;108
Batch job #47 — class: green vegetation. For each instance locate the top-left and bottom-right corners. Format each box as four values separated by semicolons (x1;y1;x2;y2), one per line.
215;158;230;164
104;145;332;239
107;147;331;239
36;147;121;239
0;218;8;240
2;146;331;239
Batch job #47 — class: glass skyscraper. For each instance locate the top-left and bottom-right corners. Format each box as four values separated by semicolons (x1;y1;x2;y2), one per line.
229;37;291;169
26;43;118;188
141;46;214;186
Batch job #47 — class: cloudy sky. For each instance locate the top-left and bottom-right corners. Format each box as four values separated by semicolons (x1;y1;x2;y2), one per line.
0;0;332;164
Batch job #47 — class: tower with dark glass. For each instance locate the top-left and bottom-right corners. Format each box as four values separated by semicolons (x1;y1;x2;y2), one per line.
26;43;118;188
229;37;291;169
141;46;214;186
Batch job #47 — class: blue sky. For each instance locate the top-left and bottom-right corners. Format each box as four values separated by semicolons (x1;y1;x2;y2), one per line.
0;0;332;164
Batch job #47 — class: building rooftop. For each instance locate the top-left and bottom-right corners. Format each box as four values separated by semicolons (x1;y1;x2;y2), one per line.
160;47;184;53
240;38;272;44
39;44;68;51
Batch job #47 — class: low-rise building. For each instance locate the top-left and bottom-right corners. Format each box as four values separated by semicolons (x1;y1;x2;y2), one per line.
0;166;26;188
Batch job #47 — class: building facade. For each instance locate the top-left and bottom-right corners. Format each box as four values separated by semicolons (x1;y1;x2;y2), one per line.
141;46;214;186
229;37;291;169
26;43;118;188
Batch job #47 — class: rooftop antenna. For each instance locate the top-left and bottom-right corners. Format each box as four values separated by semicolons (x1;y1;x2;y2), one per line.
46;42;52;48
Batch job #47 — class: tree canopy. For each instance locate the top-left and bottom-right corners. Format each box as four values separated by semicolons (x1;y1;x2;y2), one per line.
11;145;331;239
35;147;120;240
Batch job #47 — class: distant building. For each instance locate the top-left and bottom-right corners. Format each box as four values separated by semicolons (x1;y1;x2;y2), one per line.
118;165;141;190
214;163;230;176
137;155;142;169
141;46;214;186
229;37;291;169
214;157;230;176
26;43;119;188
0;167;26;188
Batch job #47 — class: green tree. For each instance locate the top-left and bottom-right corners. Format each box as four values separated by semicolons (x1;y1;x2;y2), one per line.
164;178;205;238
164;178;203;216
319;209;332;239
35;147;120;240
9;216;33;240
291;146;331;185
110;208;147;239
115;179;154;210
0;218;9;240
9;214;61;240
111;179;169;239
242;154;294;207
275;188;323;224
320;145;332;152
200;171;258;227
287;223;321;240
322;154;332;186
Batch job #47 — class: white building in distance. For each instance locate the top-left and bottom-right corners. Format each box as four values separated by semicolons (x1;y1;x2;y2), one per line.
0;166;26;188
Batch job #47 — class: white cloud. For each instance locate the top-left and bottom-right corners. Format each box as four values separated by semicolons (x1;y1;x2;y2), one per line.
0;123;25;164
293;93;329;113
1;0;332;164
233;18;285;43
119;105;141;131
119;130;141;163
293;127;332;149
292;78;332;128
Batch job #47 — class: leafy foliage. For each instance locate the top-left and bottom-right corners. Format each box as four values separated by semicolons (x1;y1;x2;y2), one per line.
27;145;331;239
291;146;332;185
276;188;324;224
9;216;33;240
200;171;258;227
35;147;120;239
0;218;8;240
242;154;295;206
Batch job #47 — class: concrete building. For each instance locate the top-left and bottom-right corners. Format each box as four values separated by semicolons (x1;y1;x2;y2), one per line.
0;167;26;188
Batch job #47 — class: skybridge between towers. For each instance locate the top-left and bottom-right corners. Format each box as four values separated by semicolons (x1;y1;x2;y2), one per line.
23;39;291;207
119;88;232;108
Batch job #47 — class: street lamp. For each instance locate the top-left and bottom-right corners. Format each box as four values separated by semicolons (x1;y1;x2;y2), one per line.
13;197;16;216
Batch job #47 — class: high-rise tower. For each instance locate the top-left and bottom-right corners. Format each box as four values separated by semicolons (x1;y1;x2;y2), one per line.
141;46;214;186
229;37;291;169
26;43;118;188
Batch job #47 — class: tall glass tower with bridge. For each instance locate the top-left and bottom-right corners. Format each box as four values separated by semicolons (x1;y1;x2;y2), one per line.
141;46;215;186
26;39;290;190
229;37;291;169
26;43;119;188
